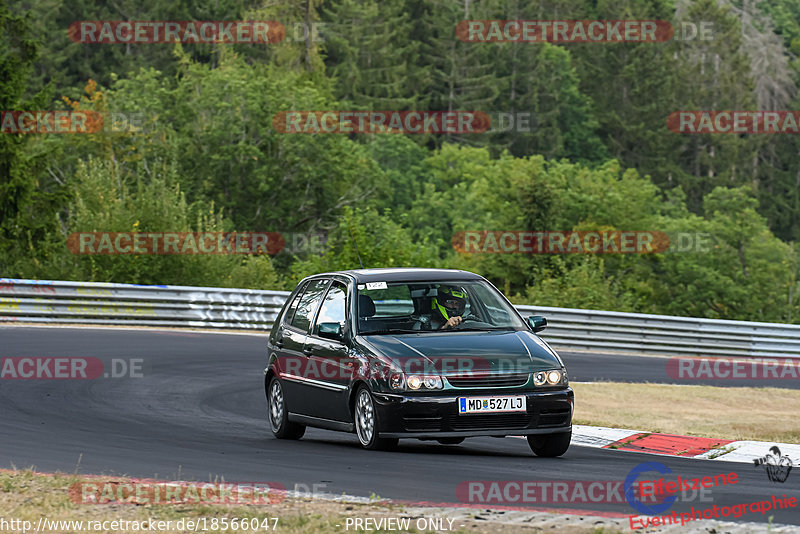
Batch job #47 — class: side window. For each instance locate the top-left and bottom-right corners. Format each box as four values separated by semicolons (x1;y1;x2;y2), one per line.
314;283;347;335
290;279;329;332
283;282;308;326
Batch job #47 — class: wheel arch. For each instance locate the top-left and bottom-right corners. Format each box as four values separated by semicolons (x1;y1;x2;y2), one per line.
348;379;368;418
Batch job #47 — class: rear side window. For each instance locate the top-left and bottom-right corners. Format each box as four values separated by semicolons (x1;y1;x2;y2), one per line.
290;279;329;332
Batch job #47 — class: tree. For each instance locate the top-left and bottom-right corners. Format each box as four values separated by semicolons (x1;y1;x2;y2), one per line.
0;2;56;277
57;155;278;288
322;0;421;109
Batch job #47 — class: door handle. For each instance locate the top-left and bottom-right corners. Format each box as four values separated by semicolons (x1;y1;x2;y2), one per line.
275;337;284;348
302;346;314;355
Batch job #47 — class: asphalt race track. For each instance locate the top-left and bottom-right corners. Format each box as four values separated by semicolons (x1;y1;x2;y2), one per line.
563;350;800;390
1;326;798;525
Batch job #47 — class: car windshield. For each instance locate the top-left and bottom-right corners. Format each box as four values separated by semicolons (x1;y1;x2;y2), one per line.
357;280;526;334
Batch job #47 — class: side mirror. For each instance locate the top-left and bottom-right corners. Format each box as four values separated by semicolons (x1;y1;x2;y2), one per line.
318;322;343;341
527;315;547;333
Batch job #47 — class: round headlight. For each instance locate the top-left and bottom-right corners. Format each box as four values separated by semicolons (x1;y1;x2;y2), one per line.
423;376;441;389
533;371;547;386
407;375;422;390
547;370;561;384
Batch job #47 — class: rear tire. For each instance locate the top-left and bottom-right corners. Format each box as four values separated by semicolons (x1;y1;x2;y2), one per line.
354;386;398;450
527;431;571;457
267;377;305;440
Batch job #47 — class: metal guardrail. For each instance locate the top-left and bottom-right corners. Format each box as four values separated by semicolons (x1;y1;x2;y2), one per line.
515;305;800;359
0;278;289;330
1;278;799;358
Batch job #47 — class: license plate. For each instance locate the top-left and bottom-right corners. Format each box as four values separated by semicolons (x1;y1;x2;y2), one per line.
458;395;526;414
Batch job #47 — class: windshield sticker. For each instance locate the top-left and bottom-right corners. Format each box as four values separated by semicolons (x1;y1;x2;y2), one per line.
366;281;388;290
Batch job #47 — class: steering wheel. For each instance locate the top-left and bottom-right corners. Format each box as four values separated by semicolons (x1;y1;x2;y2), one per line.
449;312;482;329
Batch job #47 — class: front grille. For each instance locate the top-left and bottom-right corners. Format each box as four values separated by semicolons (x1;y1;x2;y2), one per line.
446;373;529;388
449;413;531;430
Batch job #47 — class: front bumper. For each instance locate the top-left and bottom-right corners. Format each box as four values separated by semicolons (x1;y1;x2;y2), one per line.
373;388;573;439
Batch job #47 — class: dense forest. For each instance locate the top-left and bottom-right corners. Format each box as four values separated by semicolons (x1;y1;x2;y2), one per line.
3;0;800;322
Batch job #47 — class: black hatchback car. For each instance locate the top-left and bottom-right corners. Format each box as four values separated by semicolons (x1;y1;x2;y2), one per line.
264;268;573;456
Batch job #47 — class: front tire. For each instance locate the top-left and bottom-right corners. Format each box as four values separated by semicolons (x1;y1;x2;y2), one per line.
354;386;398;450
267;377;305;440
527;431;571;457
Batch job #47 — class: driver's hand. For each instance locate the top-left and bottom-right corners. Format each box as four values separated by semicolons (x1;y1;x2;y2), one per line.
443;316;462;329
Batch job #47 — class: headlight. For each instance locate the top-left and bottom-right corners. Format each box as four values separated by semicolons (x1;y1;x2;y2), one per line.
405;375;442;390
423;376;442;389
534;369;565;386
389;372;405;390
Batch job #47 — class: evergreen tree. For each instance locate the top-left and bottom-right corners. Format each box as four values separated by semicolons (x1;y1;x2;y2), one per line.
322;0;421;109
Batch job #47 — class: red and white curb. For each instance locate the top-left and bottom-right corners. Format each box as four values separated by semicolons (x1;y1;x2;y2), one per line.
572;424;800;464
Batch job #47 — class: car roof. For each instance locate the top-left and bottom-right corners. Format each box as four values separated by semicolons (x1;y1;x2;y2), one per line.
308;268;484;284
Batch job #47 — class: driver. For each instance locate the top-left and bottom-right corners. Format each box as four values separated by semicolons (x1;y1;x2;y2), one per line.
432;285;469;329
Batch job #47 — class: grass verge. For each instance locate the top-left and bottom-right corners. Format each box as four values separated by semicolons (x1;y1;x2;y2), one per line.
0;470;623;534
571;381;800;443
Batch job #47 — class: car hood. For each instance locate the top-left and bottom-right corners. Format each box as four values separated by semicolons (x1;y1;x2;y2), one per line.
358;330;562;375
